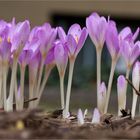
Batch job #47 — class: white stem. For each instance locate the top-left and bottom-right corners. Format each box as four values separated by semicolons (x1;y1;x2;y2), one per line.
29;67;38;109
3;63;8;110
15;78;18;109
35;58;44;99
0;63;3;108
6;57;18;111
132;93;138;118
60;74;65;109
34;66;52;107
104;60;117;113
96;49;102;109
64;59;75;118
125;68;130;96
17;66;25;111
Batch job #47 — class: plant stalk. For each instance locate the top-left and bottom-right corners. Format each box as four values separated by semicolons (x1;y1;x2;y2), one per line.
0;62;3;108
34;65;52;107
18;66;25;110
29;66;38;109
3;62;8;110
60;74;65;109
104;59;117;113
132;93;138;118
64;58;75;118
96;49;102;109
35;58;45;100
6;56;18;111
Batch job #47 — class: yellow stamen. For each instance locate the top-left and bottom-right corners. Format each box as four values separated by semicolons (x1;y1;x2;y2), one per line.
75;35;79;43
0;37;2;43
7;37;11;43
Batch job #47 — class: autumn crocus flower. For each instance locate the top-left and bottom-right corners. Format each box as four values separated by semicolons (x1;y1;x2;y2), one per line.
86;13;108;109
121;40;140;70
34;24;57;105
60;24;87;118
132;61;140;118
6;20;30;111
104;21;120;113
119;27;139;42
54;40;68;109
117;75;126;116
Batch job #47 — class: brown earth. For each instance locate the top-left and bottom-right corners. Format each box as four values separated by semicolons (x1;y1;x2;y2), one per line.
0;109;140;139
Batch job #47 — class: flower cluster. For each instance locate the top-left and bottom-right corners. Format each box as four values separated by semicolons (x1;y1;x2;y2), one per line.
0;12;139;120
86;13;140;118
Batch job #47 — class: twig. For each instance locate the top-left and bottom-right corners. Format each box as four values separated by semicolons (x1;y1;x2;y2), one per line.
125;78;140;96
13;97;38;106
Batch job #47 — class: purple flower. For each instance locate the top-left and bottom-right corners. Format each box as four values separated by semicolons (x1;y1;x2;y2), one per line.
19;49;33;67
106;21;120;59
9;20;30;53
0;38;11;61
45;46;55;65
58;27;66;44
66;24;87;59
86;12;107;49
54;40;68;76
120;40;140;68
0;20;11;39
119;27;139;42
29;51;41;70
37;23;57;57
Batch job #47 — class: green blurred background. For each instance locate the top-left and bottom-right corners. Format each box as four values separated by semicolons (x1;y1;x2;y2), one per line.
0;0;140;114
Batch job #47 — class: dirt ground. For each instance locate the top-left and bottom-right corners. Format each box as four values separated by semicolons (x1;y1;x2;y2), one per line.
0;109;140;139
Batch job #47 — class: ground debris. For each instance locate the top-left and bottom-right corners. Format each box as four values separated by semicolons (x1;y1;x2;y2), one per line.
0;109;139;138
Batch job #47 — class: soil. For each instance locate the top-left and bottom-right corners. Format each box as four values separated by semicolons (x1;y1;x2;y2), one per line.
0;109;140;139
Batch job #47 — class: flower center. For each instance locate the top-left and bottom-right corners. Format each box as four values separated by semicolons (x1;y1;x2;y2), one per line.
75;35;79;43
0;37;2;43
7;37;11;43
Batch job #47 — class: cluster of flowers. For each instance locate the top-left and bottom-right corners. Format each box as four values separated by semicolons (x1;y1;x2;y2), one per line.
0;12;139;120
